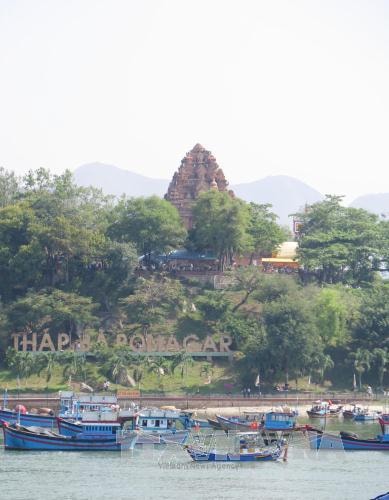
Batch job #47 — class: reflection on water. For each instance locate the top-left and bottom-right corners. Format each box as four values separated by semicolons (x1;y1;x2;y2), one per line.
0;419;388;500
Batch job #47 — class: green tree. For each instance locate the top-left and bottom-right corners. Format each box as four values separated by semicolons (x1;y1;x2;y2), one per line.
295;195;382;285
373;348;388;389
171;351;194;379
5;289;98;345
195;291;231;331
260;294;321;385
5;349;35;385
147;357;171;380
228;267;264;312
309;352;334;384
353;348;372;390
0;167;21;208
351;281;389;351
37;352;59;384
121;275;183;333
247;202;289;262
190;191;250;271
313;287;355;347
108;196;186;262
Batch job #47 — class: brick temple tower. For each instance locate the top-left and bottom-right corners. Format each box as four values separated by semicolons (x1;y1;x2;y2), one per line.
165;144;233;229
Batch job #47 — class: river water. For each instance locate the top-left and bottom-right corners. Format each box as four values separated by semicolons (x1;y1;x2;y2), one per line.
0;418;388;500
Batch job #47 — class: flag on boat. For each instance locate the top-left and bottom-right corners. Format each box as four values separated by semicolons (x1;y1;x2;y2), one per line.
255;374;260;387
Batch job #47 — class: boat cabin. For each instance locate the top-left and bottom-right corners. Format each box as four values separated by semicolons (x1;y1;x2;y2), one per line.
264;411;296;431
59;391;119;418
136;409;181;432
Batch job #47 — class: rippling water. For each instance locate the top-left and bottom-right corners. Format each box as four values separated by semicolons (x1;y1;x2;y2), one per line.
0;419;388;500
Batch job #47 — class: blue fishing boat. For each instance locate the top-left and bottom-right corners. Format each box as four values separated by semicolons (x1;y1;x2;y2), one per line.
185;432;284;462
0;391;123;428
263;411;297;431
0;407;56;428
135;408;189;445
59;408;189;445
179;411;211;429
353;407;381;421
307;426;389;451
2;421;138;451
58;391;122;419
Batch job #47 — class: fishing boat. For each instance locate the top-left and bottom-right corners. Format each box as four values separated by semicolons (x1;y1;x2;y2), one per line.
306;400;343;418
136;408;189;444
216;411;264;432
58;391;123;419
57;409;137;439
342;404;362;419
353;407;381;422
59;407;189;445
263;410;297;431
185;431;284;462
207;417;223;430
2;421;138;451
0;406;56;428
307;426;389;451
179;411;212;429
0;391;123;428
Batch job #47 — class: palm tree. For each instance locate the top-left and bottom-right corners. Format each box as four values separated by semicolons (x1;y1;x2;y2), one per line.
171;351;194;379
373;348;388;390
7;351;35;386
37;352;59;384
147;357;170;379
106;351;129;384
61;352;87;383
354;348;372;390
308;353;334;385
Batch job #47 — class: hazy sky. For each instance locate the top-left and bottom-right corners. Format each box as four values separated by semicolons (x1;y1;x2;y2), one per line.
1;0;388;201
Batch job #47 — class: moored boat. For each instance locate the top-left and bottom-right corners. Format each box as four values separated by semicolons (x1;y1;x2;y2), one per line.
185;431;284;462
307;401;343;418
342;404;362;419
353;407;381;422
0;407;56;428
207;417;223;430
59;408;189;445
263;410;297;431
216;412;263;432
179;411;212;429
307;428;389;451
136;408;189;444
2;421;138;451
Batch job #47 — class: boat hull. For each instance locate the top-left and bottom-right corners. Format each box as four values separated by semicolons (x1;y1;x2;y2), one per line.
216;415;261;432
0;409;55;428
3;424;137;451
308;431;389;451
137;430;189;445
58;418;188;445
186;445;281;462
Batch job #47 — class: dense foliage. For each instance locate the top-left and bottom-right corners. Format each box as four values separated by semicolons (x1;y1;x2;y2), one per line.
0;168;388;392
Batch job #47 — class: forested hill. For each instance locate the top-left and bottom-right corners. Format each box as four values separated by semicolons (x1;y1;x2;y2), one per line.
1;167;389;393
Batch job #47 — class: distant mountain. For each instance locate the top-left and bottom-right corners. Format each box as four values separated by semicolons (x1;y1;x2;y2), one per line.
74;162;169;197
73;164;323;226
350;193;389;217
231;175;323;226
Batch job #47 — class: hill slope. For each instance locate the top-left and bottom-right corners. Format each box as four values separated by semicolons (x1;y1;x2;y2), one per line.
350;193;389;217
74;162;169;197
231;175;323;226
